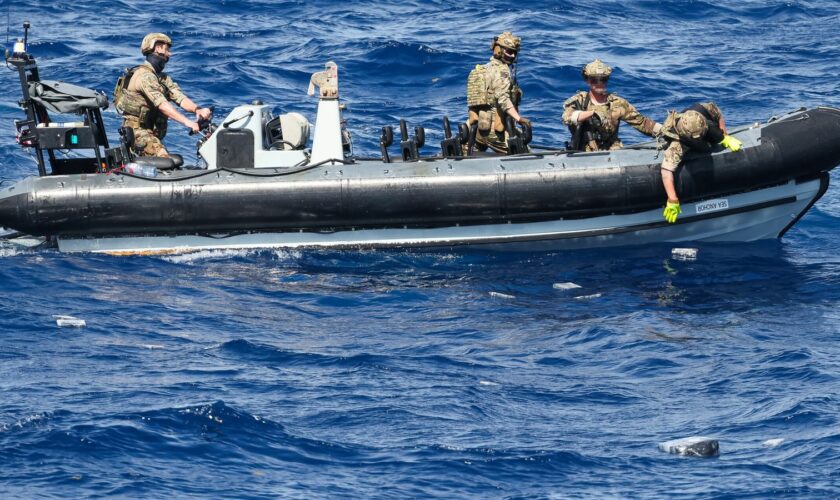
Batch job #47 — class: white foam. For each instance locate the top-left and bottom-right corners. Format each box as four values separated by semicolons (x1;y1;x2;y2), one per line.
54;315;86;328
671;247;699;261
0;247;23;258
762;438;784;448
489;291;515;299
553;282;582;290
479;380;500;386
573;293;602;300
162;248;255;263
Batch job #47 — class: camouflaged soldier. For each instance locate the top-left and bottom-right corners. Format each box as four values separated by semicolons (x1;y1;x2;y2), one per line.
659;102;743;223
114;33;212;158
466;31;529;153
562;59;661;152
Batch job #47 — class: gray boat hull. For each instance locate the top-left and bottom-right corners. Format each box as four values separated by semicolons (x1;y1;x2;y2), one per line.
55;176;826;254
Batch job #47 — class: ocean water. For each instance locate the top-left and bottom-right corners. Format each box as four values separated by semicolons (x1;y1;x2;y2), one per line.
1;0;839;497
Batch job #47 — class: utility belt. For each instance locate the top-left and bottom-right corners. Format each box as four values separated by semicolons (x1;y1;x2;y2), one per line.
122;112;168;139
469;105;507;135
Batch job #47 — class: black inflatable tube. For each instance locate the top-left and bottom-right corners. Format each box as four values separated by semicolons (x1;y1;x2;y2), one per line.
0;108;838;237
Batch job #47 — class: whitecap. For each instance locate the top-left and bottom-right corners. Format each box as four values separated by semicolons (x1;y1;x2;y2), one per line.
762;438;784;448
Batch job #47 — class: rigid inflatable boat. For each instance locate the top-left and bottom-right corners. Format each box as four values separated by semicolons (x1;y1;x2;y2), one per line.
1;28;839;254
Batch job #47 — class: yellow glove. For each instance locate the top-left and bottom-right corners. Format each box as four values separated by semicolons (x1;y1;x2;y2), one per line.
663;200;681;224
720;135;743;152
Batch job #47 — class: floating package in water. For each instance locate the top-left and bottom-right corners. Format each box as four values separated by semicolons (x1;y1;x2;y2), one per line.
658;436;719;457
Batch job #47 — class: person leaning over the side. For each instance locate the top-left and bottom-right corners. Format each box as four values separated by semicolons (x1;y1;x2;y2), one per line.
659;102;744;223
114;33;212;158
562;59;662;151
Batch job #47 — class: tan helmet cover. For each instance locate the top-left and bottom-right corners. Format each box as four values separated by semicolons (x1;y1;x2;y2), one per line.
582;59;613;79
141;33;172;55
492;31;521;52
676;110;709;140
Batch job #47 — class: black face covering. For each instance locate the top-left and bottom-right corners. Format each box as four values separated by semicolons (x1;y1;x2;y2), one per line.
146;53;167;73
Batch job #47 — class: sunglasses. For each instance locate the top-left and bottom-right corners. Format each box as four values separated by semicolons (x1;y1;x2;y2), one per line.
588;77;608;84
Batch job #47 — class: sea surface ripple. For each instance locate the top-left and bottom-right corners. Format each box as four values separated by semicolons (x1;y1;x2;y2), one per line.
0;0;839;497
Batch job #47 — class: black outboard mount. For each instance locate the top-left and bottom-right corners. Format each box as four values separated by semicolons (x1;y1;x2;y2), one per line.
380;126;394;163
505;116;532;155
440;116;463;158
399;119;425;161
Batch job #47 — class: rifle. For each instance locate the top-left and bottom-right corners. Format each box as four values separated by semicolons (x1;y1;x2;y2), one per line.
566;95;601;151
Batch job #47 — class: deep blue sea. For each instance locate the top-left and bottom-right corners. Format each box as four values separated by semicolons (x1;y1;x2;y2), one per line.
1;0;839;497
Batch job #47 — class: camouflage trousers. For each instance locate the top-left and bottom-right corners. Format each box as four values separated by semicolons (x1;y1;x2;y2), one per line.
474;131;509;154
122;117;170;158
130;127;170;158
661;140;685;172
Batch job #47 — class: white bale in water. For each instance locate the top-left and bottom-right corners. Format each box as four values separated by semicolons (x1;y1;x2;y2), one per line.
763;438;784;448
54;315;86;328
658;436;719;457
671;247;699;261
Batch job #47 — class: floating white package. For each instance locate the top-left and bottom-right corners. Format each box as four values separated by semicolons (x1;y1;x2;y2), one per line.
658;436;719;457
671;247;699;261
54;315;86;328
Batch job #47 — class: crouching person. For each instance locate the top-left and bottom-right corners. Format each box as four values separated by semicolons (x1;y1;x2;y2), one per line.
659;102;743;223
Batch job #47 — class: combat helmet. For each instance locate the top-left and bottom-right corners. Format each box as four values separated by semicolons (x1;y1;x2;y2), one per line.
676;110;708;140
492;31;521;63
141;33;172;55
581;59;612;80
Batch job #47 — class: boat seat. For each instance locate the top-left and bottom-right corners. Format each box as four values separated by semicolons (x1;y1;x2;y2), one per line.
134;154;183;170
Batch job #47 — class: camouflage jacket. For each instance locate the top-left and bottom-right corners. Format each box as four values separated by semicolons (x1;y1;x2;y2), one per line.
120;62;187;132
562;91;659;150
484;57;516;112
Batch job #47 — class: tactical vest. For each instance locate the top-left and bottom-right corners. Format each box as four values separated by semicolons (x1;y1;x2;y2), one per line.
114;65;169;135
113;66;140;115
466;62;521;109
578;93;615;148
682;103;724;144
466;64;490;107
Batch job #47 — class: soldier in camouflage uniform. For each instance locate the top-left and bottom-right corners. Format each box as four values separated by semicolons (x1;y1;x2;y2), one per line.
562;59;661;152
466;31;530;153
115;33;211;158
659;102;743;223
